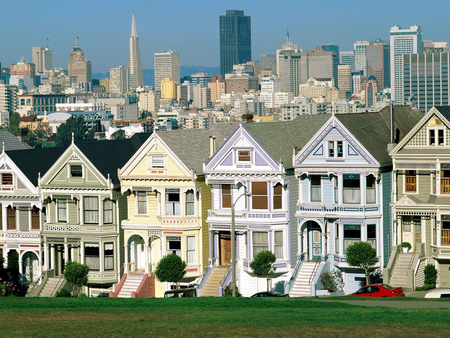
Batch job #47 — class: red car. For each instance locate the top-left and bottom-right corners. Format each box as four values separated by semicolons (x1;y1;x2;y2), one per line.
349;284;405;297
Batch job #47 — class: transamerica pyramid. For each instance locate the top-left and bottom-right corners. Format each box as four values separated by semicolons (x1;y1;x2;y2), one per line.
128;13;144;91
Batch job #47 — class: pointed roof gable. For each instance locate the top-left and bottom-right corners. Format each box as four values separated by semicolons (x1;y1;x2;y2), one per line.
0;130;32;151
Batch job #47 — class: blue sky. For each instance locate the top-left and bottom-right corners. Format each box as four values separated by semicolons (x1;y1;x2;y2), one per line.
0;0;449;73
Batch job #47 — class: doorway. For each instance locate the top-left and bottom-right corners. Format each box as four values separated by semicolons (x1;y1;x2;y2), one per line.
219;232;232;265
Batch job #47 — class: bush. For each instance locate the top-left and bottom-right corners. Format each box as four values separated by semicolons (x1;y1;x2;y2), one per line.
97;292;109;298
320;270;344;292
0;279;18;297
155;254;186;288
250;250;277;292
415;284;435;291
55;289;72;297
424;264;437;286
401;242;412;250
223;284;241;297
63;261;89;294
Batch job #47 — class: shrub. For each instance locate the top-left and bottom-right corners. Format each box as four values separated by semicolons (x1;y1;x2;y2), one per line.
424;264;438;286
223;284;241;297
155;254;186;288
250;250;277;292
55;289;72;297
63;261;89;294
320;270;344;292
0;279;18;297
346;241;377;286
401;242;412;250
415;284;435;291
97;292;109;298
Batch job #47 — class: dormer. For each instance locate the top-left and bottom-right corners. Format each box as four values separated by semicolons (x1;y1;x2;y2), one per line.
428;118;445;146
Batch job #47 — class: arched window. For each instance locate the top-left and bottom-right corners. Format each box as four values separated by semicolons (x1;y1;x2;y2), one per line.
273;183;283;210
7;207;16;230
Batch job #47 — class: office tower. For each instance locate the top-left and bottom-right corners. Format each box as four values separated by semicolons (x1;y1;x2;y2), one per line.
160;78;178;99
10;57;36;87
100;78;110;93
138;90;159;117
353;41;370;76
154;51;180;92
261;54;276;72
192;84;211;108
220;10;251;76
340;51;354;71
321;44;339;59
110;66;129;93
364;76;378;107
366;43;390;90
68;46;92;83
208;75;226;103
191;73;211;86
353;74;363;94
276;32;299;76
403;52;450;112
128;14;144;92
32;46;53;73
0;84;18;126
390;25;422;104
260;75;281;108
338;65;352;92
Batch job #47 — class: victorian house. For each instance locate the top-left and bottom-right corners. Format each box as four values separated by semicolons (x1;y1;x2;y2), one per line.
292;107;421;294
389;106;450;289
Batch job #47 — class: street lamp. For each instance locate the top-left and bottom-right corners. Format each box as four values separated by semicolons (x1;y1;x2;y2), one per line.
231;183;251;297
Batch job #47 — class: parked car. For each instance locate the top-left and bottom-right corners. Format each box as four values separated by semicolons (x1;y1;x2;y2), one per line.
349;284;405;298
424;289;450;298
164;288;197;298
251;291;289;297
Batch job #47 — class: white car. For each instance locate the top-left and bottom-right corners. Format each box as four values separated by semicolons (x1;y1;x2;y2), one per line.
424;289;450;299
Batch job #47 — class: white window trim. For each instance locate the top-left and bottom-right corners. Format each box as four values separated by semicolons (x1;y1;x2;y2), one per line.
69;164;84;179
403;170;419;195
428;127;446;146
236;149;252;163
186;235;196;265
136;191;148;216
150;155;165;169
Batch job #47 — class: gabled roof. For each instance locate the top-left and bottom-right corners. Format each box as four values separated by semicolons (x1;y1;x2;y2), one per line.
0;130;32;151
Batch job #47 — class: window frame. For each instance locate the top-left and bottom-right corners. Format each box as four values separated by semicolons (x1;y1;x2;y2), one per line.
187;236;196;265
222;184;232;208
252;231;269;257
57;199;67;223
136;191;148;216
103;199;113;224
85;243;100;271
310;176;322;202
251;182;268;210
274;230;283;259
151;155;165;169
185;190;195;216
70;165;83;178
273;183;283;210
31;206;40;230
7;206;16;230
165;189;181;216
238;150;251;162
1;173;13;186
104;242;114;271
83;196;99;224
404;170;417;193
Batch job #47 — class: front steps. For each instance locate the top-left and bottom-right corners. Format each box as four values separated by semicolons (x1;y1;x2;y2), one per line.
117;273;145;298
200;266;230;297
38;275;65;297
290;261;320;297
390;252;417;289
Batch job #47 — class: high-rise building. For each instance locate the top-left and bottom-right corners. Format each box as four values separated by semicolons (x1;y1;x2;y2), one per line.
261;54;276;72
220;10;251;76
338;65;352;93
364;76;378;107
160;78;178;99
353;41;370;76
260;75;281;108
32;46;53;73
366;42;390;90
403;52;450;112
192;84;211;109
11;57;36;87
100;78;110;93
276;33;299;76
340;51;354;71
154;51;180;92
68;45;92;83
110;66;129;93
128;14;144;92
0;84;18;126
390;25;422;104
321;44;340;59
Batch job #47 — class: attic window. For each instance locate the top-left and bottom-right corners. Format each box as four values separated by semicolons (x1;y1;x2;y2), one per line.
151;155;165;168
238;150;251;162
1;173;13;185
71;165;83;177
429;129;445;146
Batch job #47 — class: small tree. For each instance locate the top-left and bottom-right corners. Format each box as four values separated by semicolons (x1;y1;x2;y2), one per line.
56;116;88;143
7;250;19;285
424;264;438;286
155;254;186;289
250;250;277;292
63;260;89;295
111;129;126;140
346;241;377;286
7;112;21;135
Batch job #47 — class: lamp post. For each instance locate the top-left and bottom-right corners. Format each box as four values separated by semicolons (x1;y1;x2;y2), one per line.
231;185;251;297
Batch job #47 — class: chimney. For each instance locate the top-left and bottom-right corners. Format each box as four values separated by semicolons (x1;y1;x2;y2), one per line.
209;136;216;158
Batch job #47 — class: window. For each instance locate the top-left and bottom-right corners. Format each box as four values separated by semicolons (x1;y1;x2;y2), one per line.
274;231;283;259
104;243;114;270
273;183;283;210
31;206;40;230
344;224;361;253
222;184;232;208
405;170;417;192
70;165;82;177
328;141;334;157
1;173;13;185
439;129;445;145
85;243;99;270
337;141;343;157
252;182;268;209
185;190;194;216
136;191;147;215
367;224;376;249
334;176;338;203
84;197;99;224
165;189;180;215
151;155;164;168
167;236;181;256
253;232;268;256
7;207;16;230
238;150;251;162
310;176;321;202
442;165;450;193
429;128;445;146
187;236;195;264
57;200;67;222
103;200;113;224
429;129;436;145
343;174;360;204
366;175;376;203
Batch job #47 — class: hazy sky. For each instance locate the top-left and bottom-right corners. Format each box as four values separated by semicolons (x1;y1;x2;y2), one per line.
1;0;449;73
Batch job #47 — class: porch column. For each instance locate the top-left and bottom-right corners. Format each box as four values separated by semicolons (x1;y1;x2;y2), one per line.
43;243;48;271
19;259;23;275
303;228;308;257
124;244;129;273
80;240;85;264
338;173;343;205
338;223;344;257
361;223;367;242
209;230;213;265
99;242;104;273
50;245;55;270
437;221;442;247
298;231;302;256
64;239;69;263
397;216;402;246
144;242;149;274
321;232;326;259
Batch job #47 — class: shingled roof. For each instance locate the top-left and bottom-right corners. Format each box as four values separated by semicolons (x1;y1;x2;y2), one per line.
0;130;32;151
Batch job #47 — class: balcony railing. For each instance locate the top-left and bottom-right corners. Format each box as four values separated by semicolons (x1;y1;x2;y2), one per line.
311;186;321;202
208;209;288;220
343;188;361;204
366;188;375;204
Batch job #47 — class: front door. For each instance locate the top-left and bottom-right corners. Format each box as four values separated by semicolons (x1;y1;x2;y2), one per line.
311;223;322;260
219;232;232;265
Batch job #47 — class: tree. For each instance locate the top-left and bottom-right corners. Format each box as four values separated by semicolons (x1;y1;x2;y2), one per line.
155;254;186;288
424;264;438;286
56;116;88;143
63;260;89;295
7;112;21;135
250;250;277;292
111;129;126;140
346;241;377;286
6;250;19;285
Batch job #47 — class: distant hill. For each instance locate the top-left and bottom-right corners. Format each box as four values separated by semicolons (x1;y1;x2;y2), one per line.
93;66;220;88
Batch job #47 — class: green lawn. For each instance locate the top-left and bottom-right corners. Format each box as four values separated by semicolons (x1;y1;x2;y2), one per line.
0;297;449;337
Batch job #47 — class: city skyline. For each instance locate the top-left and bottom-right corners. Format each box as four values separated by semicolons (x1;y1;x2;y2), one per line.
0;0;449;73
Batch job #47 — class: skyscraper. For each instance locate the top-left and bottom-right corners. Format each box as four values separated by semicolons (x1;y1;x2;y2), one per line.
390;25;422;104
353;41;370;76
110;65;129;93
68;45;92;83
339;51;354;71
154;51;180;93
219;10;251;76
366;42;390;90
32;46;53;73
128;14;144;92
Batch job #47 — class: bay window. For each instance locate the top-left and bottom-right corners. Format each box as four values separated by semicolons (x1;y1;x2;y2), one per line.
84;197;99;224
31;206;40;229
185;190;194;216
7;207;16;230
57;200;67;222
405;170;417;192
253;232;268;256
165;189;181;216
344;224;360;253
104;243;114;270
85;243;100;270
252;182;268;210
310;176;321;202
366;175;376;203
222;184;231;208
343;174;360;204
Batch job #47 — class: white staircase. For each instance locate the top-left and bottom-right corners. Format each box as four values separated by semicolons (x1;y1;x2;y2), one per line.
200;266;230;297
290;261;319;297
390;253;417;288
39;276;64;297
117;274;144;298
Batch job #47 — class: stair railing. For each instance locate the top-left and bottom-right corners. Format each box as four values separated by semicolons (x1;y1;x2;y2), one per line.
284;258;302;294
196;266;213;297
308;259;321;287
50;274;65;297
218;265;232;296
26;270;45;297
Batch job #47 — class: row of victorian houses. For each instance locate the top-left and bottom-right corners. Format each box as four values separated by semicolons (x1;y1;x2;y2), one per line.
1;105;450;297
